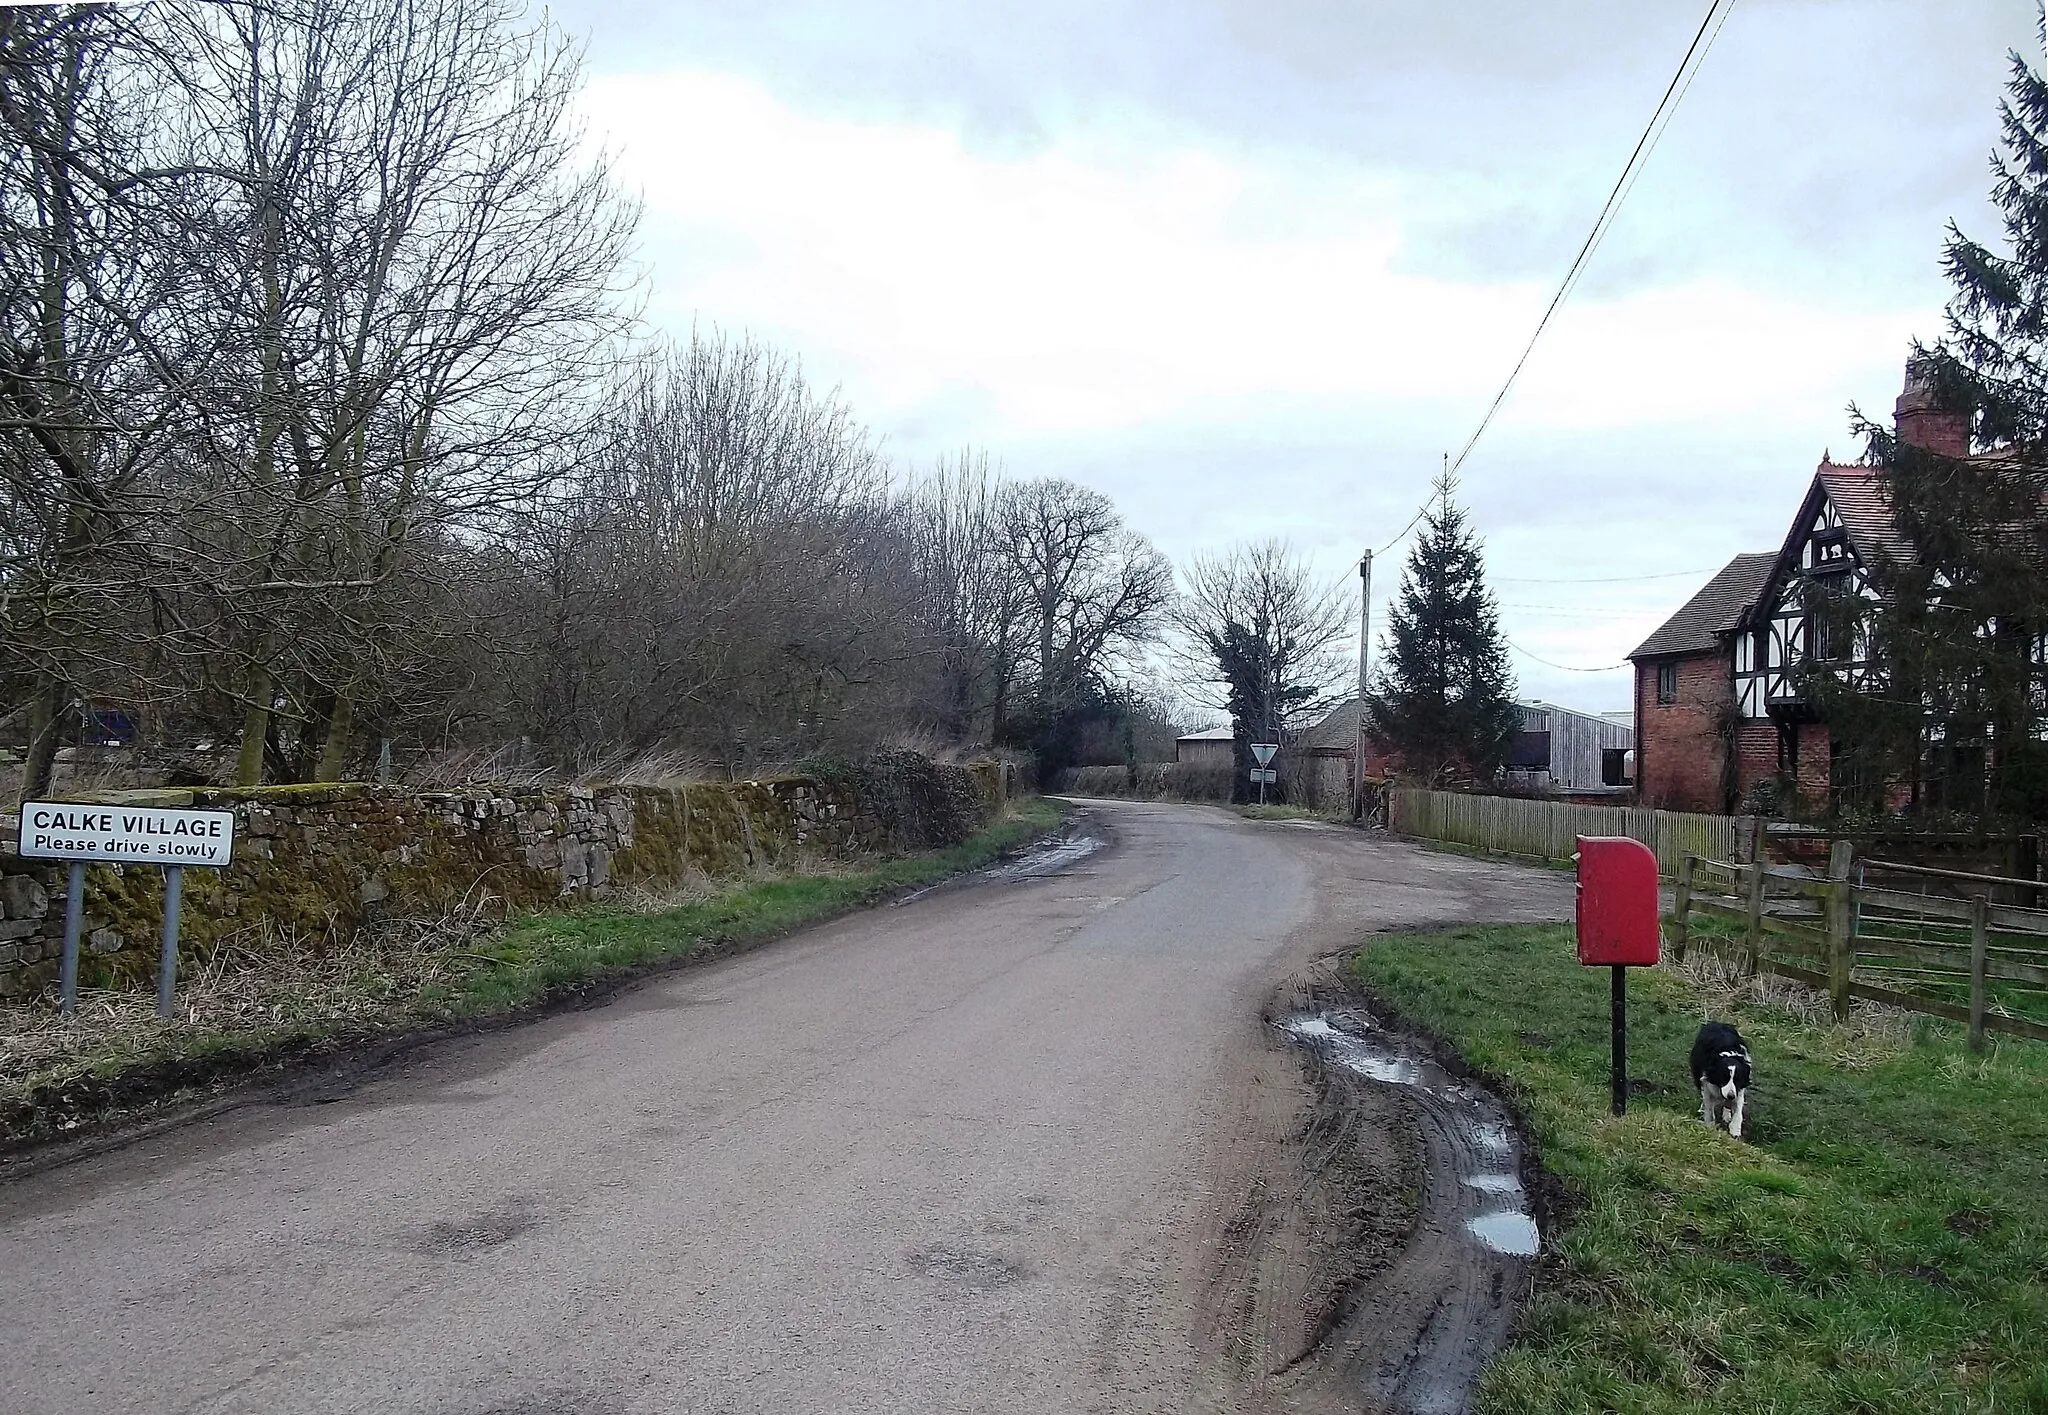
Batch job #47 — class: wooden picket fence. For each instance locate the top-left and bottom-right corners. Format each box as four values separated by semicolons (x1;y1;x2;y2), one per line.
1388;788;1736;878
1667;845;2048;1049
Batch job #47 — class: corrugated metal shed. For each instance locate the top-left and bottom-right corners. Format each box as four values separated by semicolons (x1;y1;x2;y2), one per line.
1511;700;1634;791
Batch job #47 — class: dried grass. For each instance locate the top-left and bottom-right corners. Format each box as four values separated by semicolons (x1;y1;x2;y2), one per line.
0;889;505;1099
401;743;559;788
1665;950;1914;1068
592;748;717;787
401;742;726;790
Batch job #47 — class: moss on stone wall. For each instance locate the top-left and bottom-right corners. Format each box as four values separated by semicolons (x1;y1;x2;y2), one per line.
1;758;1002;1000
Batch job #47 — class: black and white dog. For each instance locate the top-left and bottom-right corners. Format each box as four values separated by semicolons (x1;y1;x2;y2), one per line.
1689;1021;1753;1139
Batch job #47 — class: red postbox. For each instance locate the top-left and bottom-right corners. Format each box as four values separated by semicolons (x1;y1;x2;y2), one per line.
1574;835;1661;1117
1574;836;1661;967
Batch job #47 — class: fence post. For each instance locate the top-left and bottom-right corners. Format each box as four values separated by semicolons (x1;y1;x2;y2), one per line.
1671;854;1694;962
1827;838;1854;1022
1969;894;1989;1054
1745;859;1765;977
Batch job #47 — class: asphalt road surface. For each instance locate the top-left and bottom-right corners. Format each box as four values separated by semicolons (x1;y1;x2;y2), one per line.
0;801;1571;1415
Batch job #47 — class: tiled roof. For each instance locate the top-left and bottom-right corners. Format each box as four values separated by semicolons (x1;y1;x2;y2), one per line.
1815;461;1912;565
1297;699;1363;750
1628;552;1776;660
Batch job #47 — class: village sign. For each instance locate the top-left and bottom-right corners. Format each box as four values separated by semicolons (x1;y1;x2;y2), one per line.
17;802;237;1019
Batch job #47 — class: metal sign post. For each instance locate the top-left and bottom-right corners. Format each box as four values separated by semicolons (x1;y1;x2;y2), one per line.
17;802;236;1019
1610;965;1628;1117
57;861;85;1016
1250;744;1279;806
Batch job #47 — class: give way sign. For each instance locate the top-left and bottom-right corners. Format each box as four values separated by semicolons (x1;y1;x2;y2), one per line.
1250;743;1279;766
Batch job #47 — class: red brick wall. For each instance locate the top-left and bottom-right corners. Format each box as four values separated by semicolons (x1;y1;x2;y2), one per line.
1794;721;1830;808
1732;720;1778;806
1634;651;1731;812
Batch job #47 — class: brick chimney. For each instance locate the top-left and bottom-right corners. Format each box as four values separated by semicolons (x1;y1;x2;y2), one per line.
1894;358;1970;458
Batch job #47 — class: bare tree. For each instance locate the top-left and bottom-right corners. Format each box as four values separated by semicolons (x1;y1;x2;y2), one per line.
0;6;229;802
505;331;931;772
0;4;1197;794
899;449;1022;743
1177;539;1350;795
156;0;638;782
994;476;1172;726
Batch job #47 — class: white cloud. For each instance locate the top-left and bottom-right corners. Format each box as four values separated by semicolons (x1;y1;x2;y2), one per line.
574;65;1963;712
584;69;1933;445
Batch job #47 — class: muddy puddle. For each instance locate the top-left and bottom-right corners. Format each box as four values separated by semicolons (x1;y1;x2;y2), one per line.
1275;1007;1537;1414
978;831;1104;881
895;829;1105;905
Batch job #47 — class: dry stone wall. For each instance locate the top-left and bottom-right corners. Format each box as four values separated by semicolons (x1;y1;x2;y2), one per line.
0;760;1003;998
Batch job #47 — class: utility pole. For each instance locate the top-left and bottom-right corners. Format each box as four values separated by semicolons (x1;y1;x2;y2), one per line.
1353;550;1373;821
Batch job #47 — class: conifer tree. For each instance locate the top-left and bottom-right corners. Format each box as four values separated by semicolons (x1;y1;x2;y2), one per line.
1367;473;1520;785
1839;44;2048;820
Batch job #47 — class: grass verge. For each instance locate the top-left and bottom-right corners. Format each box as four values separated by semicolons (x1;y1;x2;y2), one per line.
1;798;1064;1152
1236;803;1345;823
1398;834;1574;872
1349;923;2048;1415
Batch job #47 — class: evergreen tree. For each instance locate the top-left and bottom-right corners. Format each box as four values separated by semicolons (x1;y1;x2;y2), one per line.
1838;45;2048;821
1367;473;1520;785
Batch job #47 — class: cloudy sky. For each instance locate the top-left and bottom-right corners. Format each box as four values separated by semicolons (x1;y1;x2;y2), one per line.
546;0;2037;714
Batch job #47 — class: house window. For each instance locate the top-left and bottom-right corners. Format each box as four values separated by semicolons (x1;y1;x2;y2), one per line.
1656;662;1678;704
1807;609;1831;663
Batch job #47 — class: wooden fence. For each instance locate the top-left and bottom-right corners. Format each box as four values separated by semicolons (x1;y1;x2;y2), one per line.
1388;788;1737;878
1668;843;2048;1048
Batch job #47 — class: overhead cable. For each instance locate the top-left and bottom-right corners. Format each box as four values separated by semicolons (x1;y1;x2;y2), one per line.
1496;565;1723;585
1507;639;1632;673
1445;0;1736;481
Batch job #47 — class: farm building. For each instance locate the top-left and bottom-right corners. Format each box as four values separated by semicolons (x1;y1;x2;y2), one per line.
1506;700;1635;792
1173;725;1235;771
1313;697;1632;795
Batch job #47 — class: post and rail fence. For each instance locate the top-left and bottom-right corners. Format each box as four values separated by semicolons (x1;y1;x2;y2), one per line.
1666;845;2048;1050
1386;787;2048;1047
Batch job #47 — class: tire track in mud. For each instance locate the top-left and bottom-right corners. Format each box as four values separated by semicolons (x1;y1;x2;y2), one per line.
1202;969;1537;1415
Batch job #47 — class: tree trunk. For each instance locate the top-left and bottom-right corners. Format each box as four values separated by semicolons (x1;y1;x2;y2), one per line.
235;667;272;786
315;695;353;782
19;679;68;804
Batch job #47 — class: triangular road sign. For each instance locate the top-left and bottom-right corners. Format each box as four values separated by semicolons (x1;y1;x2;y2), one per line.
1251;743;1279;766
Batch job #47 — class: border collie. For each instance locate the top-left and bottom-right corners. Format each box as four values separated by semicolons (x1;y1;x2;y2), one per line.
1689;1021;1753;1139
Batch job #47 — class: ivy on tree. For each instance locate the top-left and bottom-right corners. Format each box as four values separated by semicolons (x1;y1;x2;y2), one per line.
1367;474;1520;786
1832;44;2048;822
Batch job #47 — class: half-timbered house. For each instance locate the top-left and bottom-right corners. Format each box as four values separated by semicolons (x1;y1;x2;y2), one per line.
1628;360;2034;814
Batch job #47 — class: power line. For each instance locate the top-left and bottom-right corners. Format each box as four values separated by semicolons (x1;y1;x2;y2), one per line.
1368;2;1734;564
1374;455;1444;555
1445;0;1735;481
1540;0;1736;317
1496;566;1722;585
1508;639;1632;673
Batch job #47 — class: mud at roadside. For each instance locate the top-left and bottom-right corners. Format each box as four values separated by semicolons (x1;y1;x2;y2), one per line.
1200;965;1539;1415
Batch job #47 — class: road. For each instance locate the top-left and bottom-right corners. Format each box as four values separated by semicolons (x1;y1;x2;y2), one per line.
0;800;1570;1415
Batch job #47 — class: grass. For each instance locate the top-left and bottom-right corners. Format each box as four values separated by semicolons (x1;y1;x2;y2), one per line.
1403;834;1576;872
1236;803;1344;822
1;798;1063;1147
1349;923;2048;1415
425;798;1060;1015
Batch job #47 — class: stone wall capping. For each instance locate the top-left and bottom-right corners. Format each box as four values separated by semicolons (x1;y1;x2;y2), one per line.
0;760;1003;998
